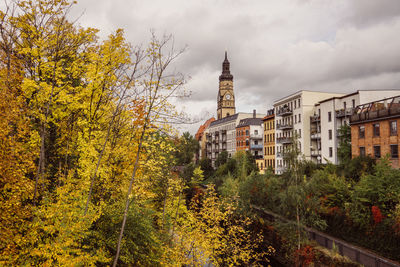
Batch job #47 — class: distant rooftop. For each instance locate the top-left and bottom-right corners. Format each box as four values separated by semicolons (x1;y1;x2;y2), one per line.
237;118;262;128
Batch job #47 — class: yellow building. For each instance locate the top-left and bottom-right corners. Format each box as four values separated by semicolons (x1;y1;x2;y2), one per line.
260;109;275;173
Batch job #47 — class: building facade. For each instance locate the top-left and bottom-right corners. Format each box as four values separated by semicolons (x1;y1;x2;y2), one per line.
195;117;215;162
207;112;265;166
273;90;343;174
350;95;400;168
261;109;275;174
310;90;400;164
235;113;263;159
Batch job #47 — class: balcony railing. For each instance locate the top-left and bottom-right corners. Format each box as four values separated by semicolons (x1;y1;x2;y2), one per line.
277;106;293;116
310;149;321;157
250;134;263;139
250;144;263;150
277;137;292;144
336;108;354;118
276;123;293;130
310;115;320;123
310;132;321;140
350;96;400;124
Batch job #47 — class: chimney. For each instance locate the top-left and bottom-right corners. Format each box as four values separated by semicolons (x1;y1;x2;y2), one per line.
253;109;256;118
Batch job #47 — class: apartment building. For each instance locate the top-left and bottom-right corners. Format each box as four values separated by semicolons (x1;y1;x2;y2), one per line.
195;117;215;162
273;90;343;174
261;109;275;174
310;90;400;164
206;112;265;167
350;95;400;168
236;112;263;158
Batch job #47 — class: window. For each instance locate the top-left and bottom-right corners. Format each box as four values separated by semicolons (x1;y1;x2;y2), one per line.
328;112;332;122
294;101;297;109
329;147;333;157
298;99;301;107
295;115;297;123
299;114;301;123
245;130;249;136
352;99;355;108
359;125;365;138
373;123;380;137
328;129;332;140
255;140;258;145
343;102;346;109
374;145;381;158
245;140;249;146
359;146;366;156
255;130;258;135
391;144;398;158
299;129;301;137
390;121;397;136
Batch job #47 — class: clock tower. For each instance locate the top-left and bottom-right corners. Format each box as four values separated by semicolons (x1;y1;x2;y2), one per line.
217;52;235;120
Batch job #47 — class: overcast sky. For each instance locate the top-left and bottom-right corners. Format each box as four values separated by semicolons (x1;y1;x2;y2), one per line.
69;0;400;134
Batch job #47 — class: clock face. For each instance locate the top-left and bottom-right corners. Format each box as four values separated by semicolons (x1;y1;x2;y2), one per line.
225;94;231;100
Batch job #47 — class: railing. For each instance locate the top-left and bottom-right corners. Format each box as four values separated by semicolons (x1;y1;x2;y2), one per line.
310;115;320;123
336;108;354;118
350;96;400;124
310;149;321;157
276;137;292;144
276;123;293;130
250;134;263;139
310;132;321;140
254;207;400;267
250;144;263;150
276;107;293;116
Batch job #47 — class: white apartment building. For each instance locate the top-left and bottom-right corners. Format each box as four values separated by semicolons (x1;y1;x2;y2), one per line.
206;112;265;167
311;90;400;164
273;90;343;174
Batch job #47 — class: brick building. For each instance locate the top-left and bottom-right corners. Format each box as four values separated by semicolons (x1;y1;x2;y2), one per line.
350;95;400;168
235;112;264;161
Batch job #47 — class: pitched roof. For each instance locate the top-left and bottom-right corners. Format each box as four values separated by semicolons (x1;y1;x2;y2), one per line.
195;117;215;140
209;113;239;127
236;117;262;128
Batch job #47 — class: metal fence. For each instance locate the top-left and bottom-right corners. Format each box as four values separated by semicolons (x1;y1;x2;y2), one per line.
254;207;400;267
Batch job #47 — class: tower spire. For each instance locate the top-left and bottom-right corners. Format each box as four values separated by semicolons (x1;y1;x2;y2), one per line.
219;51;233;81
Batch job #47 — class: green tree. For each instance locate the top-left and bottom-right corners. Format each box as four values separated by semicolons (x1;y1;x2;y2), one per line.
174;132;199;166
337;124;352;164
215;150;228;168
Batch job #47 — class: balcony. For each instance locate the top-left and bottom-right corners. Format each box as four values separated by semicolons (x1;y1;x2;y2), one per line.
277;106;293;116
350;96;400;124
250;144;263;150
277;137;292;144
254;155;263;160
250;133;263;139
277;123;293;130
310;115;320;123
336;108;353;118
310;149;321;157
310;132;321;140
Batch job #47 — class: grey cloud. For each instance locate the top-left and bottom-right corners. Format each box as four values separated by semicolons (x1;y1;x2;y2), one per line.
64;0;400;134
343;0;400;28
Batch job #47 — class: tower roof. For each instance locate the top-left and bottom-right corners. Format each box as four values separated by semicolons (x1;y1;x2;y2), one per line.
219;51;233;81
